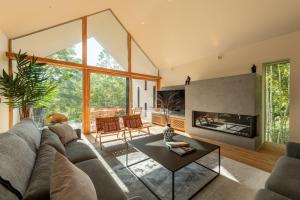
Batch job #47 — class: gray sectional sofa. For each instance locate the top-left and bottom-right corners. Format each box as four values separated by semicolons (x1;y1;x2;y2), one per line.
0;119;140;200
255;142;300;200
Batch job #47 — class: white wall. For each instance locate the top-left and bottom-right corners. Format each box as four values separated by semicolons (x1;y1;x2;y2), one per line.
0;30;9;132
132;79;156;122
161;30;300;143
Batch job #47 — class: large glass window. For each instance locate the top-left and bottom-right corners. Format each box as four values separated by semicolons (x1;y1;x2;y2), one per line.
132;40;158;76
90;73;127;131
33;67;82;128
264;60;290;144
12;20;82;63
87;10;128;70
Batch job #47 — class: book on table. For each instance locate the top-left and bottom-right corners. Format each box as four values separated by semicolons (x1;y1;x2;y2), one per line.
166;141;190;148
165;141;196;156
170;146;196;156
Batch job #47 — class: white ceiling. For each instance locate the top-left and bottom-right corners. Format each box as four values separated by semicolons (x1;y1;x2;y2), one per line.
1;0;300;70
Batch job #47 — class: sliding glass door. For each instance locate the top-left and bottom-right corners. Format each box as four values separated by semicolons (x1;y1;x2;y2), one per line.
90;73;127;132
264;60;290;144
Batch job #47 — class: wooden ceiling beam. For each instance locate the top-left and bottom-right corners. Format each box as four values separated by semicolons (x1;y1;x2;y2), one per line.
6;52;161;81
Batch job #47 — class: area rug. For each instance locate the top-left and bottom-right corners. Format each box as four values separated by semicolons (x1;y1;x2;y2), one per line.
90;138;269;200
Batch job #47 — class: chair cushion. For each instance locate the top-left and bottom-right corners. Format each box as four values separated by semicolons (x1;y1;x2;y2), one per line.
8;118;41;152
266;156;300;199
65;139;97;163
41;129;66;155
49;123;78;145
0;133;36;199
50;152;97;200
23;144;57;200
76;159;127;200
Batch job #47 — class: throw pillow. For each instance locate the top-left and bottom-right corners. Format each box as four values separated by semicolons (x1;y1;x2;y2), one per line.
23;144;57;200
49;123;78;145
50;152;97;200
9;118;41;153
41;129;66;155
0;133;36;199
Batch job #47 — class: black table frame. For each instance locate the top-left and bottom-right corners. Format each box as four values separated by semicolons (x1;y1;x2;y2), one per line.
125;139;220;200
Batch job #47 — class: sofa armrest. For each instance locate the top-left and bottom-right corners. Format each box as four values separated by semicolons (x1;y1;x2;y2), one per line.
74;129;81;139
286;142;300;159
255;189;290;200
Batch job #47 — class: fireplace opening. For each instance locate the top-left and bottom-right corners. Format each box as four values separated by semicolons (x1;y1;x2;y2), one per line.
192;111;256;138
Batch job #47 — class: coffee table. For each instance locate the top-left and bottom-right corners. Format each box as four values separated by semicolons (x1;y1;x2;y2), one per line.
126;134;220;200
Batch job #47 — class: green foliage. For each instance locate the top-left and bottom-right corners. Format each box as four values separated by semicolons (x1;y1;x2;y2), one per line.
265;61;290;144
33;46;126;125
0;51;55;118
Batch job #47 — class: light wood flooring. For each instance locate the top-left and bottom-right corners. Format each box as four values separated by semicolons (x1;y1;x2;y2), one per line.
86;125;285;173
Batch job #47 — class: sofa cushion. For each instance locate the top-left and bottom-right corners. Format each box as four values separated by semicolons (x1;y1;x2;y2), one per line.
76;159;127;200
41;129;66;155
0;133;36;198
49;123;78;145
65;139;97;163
255;189;291;200
0;184;19;200
9;118;41;152
23;144;57;200
50;152;97;200
266;156;300;199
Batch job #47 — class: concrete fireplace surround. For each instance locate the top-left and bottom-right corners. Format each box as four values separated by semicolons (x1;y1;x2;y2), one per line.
185;73;262;150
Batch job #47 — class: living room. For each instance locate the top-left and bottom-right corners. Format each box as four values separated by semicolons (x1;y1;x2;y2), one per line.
0;1;300;200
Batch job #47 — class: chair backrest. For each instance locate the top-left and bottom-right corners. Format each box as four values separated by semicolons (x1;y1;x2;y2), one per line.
95;117;121;133
93;108;117;118
122;115;143;129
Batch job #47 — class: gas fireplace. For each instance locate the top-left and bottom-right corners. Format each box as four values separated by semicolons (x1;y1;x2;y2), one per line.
192;111;256;138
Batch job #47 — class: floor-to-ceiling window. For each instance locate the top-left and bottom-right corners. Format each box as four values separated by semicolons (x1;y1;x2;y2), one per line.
264;60;290;144
9;9;159;132
90;73;127;131
11;19;82;127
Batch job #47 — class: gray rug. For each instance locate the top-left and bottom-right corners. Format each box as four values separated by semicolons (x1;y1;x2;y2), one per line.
91;138;269;200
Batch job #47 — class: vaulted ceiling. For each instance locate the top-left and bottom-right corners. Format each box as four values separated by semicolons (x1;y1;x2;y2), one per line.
1;0;300;70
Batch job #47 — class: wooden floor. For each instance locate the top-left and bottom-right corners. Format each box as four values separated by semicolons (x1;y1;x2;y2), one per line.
87;125;285;173
186;133;285;172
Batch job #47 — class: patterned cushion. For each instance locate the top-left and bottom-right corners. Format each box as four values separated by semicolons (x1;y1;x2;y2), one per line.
96;117;121;133
123;115;143;129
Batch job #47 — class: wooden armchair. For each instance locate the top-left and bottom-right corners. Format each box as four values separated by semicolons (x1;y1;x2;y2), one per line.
122;114;151;140
95;116;126;149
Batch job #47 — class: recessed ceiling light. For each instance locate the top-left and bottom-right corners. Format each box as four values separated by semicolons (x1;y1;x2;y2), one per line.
141;21;145;25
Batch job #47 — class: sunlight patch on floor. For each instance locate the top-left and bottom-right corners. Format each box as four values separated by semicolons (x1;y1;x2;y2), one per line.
220;166;240;183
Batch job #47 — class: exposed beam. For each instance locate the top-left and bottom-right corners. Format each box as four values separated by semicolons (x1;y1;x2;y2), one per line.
127;33;133;114
82;17;91;134
6;52;160;81
157;78;161;91
8;39;13;128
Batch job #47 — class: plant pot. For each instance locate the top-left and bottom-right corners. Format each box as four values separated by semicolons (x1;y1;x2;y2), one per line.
163;124;175;142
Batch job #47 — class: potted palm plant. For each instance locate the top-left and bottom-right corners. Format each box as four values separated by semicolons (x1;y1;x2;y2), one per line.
157;91;182;141
0;51;55;120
